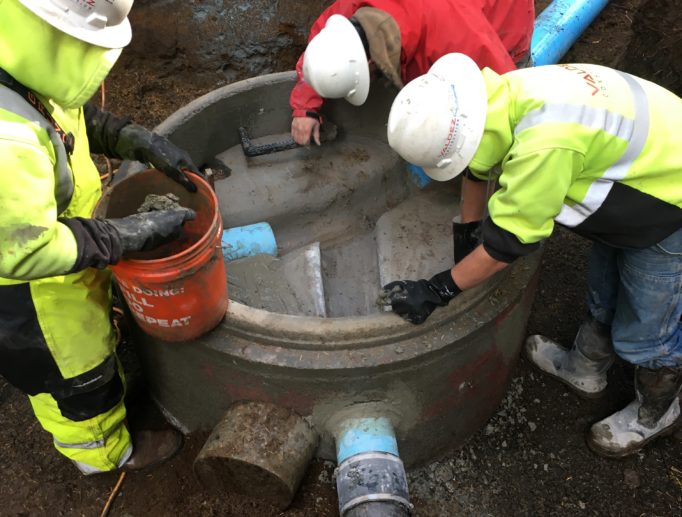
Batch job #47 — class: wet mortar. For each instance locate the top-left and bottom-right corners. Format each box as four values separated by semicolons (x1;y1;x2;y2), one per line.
137;192;183;213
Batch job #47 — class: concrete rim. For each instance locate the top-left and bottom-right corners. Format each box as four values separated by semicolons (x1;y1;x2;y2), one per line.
203;253;541;370
222;272;497;345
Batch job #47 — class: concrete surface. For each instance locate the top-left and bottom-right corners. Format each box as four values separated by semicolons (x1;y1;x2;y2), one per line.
120;73;543;467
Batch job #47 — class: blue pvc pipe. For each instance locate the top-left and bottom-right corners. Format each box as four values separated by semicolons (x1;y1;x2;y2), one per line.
335;417;399;464
531;0;611;66
221;222;277;262
406;164;432;189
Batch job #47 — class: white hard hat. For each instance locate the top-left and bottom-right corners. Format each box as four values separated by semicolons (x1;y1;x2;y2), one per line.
18;0;133;49
302;15;370;106
387;53;488;181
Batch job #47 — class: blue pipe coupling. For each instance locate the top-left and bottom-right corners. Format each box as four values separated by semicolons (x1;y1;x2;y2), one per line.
221;222;277;262
336;451;412;516
334;417;413;516
531;0;611;66
336;416;399;463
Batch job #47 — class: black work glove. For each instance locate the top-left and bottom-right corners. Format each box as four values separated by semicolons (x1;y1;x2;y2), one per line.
453;220;482;263
114;124;200;192
380;270;462;325
105;208;196;255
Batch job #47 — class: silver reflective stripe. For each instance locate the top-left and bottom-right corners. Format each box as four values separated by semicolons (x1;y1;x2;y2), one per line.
72;444;132;476
72;374;104;389
514;72;650;227
54;437;106;450
117;443;133;467
0;86;74;214
603;72;650;182
54;418;126;450
73;460;104;475
514;103;635;141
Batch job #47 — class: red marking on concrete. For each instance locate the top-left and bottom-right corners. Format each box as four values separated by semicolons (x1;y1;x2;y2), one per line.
422;345;510;421
222;378;273;404
201;363;215;380
276;390;316;414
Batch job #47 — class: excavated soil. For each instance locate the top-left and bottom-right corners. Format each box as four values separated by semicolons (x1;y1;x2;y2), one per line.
1;1;681;516
618;0;682;95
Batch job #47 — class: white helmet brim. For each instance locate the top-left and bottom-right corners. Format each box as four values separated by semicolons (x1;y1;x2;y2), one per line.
19;0;132;48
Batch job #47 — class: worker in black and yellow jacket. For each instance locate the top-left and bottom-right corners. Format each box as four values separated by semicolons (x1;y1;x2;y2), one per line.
382;53;682;459
0;0;197;474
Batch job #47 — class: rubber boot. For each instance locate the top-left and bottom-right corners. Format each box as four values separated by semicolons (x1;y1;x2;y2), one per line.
124;428;183;471
587;366;682;458
524;317;614;398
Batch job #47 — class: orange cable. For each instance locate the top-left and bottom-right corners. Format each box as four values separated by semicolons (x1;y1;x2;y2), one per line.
100;471;126;517
99;82;114;184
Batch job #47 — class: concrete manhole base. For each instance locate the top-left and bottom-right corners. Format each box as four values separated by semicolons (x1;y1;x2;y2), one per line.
116;72;542;507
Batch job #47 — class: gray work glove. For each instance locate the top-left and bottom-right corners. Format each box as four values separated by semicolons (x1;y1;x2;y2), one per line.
105;208;196;255
379;270;462;325
114;124;201;192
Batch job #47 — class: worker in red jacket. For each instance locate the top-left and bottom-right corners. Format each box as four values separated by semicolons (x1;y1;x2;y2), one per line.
290;0;534;147
290;0;534;260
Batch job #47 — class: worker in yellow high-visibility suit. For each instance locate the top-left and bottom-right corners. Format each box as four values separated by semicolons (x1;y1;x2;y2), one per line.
382;53;682;458
0;0;198;474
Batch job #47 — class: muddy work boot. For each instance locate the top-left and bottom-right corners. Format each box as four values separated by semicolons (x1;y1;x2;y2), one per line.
124;428;183;471
525;317;614;398
587;366;682;458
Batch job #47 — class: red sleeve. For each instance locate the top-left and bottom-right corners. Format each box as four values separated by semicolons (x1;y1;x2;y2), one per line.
291;52;324;117
482;0;534;64
433;2;518;74
385;0;518;83
289;0;364;117
453;20;518;74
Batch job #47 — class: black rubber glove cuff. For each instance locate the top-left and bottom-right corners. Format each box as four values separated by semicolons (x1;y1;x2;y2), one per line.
114;124;200;192
427;269;462;303
60;217;123;272
305;110;322;122
453;220;482;263
83;102;131;157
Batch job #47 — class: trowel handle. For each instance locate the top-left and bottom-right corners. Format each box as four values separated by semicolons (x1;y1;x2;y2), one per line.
238;122;338;158
238;127;298;157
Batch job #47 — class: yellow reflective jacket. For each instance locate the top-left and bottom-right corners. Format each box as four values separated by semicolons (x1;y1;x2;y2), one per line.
0;0;120;282
469;64;682;262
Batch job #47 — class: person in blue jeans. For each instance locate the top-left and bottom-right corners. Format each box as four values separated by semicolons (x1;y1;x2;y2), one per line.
379;54;682;458
526;232;682;458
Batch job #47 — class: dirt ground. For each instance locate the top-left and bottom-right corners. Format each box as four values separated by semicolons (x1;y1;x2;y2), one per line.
2;1;682;516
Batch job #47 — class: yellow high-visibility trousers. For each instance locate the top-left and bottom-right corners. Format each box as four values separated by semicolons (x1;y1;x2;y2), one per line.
0;268;132;473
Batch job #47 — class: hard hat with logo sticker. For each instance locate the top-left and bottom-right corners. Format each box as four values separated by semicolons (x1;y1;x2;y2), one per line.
387;53;488;181
18;0;133;49
302;14;370;107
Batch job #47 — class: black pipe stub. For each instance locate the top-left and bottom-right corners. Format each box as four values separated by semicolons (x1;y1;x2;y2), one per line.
193;401;319;509
336;452;413;516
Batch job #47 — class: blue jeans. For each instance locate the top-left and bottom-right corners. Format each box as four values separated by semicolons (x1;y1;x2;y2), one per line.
587;228;682;369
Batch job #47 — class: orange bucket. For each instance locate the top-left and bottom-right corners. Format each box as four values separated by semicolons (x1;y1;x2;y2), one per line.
97;169;227;342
